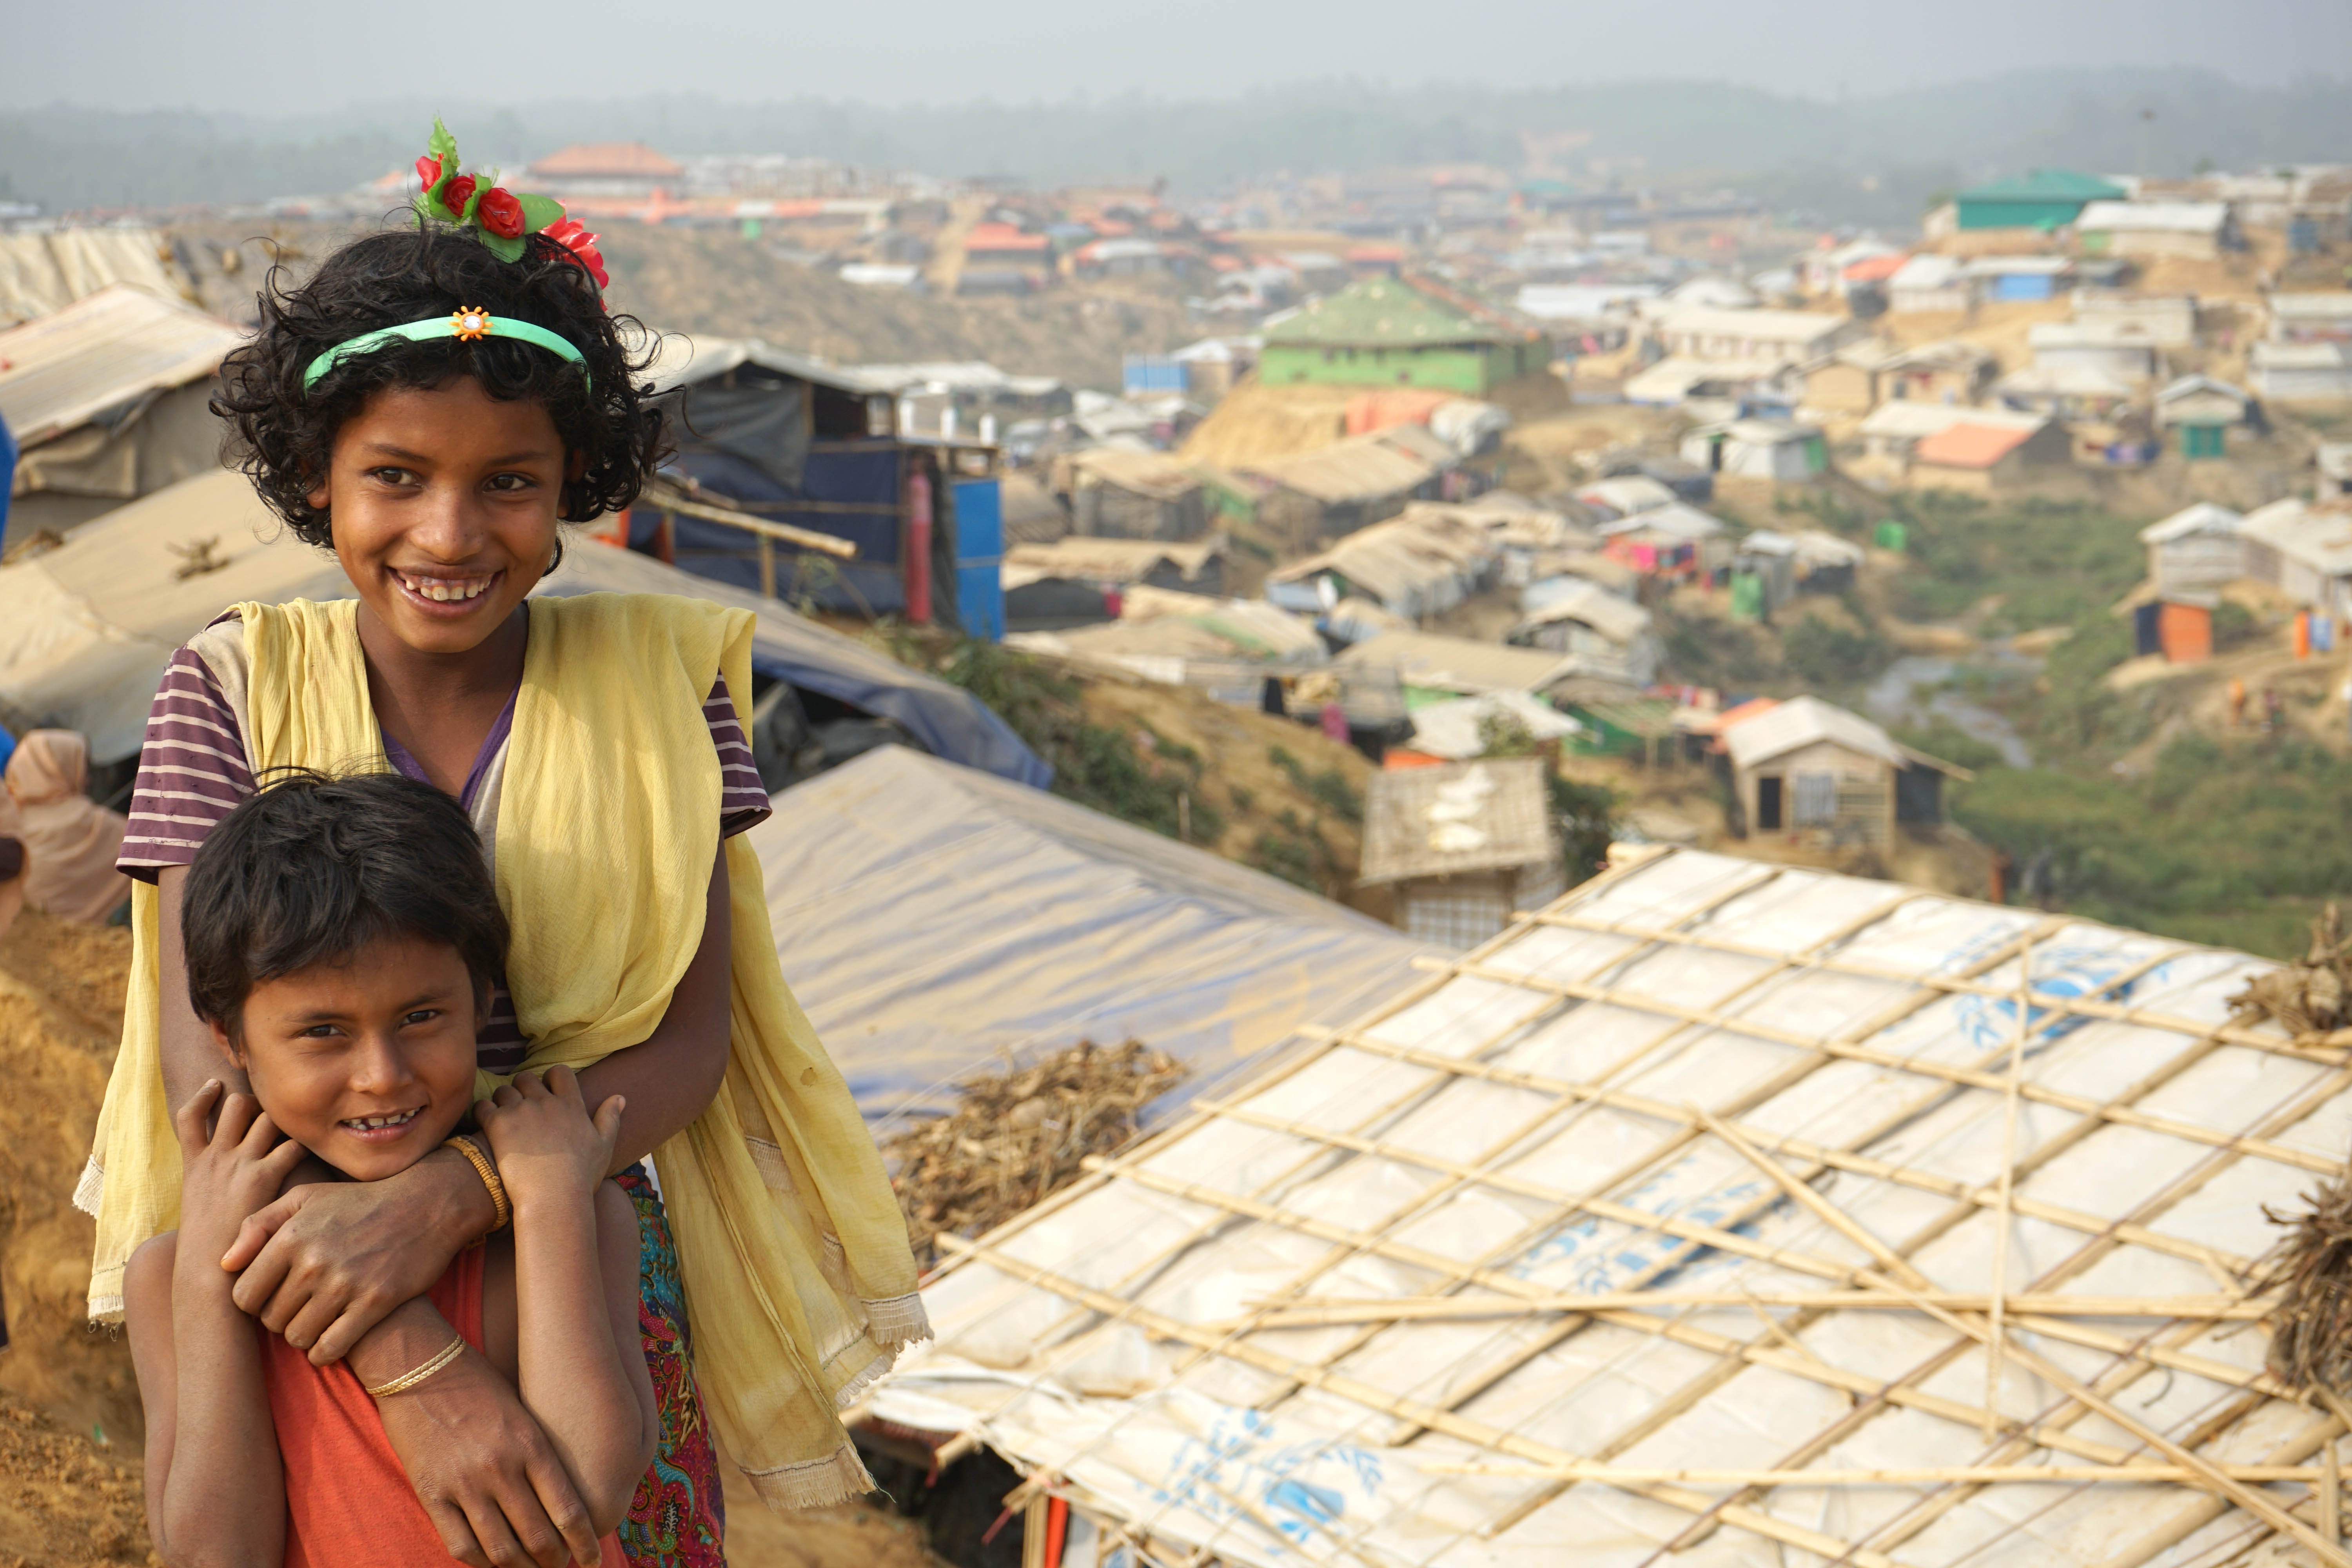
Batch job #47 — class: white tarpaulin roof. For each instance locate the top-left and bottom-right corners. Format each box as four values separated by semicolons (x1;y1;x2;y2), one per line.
870;845;2345;1568
751;745;1431;1125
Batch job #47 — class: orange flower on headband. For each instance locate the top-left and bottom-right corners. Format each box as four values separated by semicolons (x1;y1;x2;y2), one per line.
450;307;492;341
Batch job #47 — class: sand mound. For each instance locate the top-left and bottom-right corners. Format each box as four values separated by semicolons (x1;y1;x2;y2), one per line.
0;909;139;1448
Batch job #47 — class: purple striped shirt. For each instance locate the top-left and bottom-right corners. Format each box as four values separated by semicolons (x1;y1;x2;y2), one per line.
121;641;772;1069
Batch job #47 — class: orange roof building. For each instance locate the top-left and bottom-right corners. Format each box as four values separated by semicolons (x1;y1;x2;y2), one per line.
524;142;686;192
1907;418;2069;494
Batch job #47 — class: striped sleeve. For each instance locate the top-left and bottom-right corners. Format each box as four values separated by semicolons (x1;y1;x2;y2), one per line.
118;646;256;880
707;676;771;837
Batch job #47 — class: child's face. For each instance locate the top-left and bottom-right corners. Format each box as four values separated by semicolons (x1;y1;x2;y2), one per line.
307;376;572;657
216;932;480;1181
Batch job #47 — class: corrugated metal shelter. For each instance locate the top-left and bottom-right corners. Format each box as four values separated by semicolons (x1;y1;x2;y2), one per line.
0;284;244;547
1506;581;1661;687
1726;695;1966;841
1953;168;2125;229
2076;201;2238;260
1335;632;1579;703
752;744;1430;1124
2140;503;2246;591
868;843;2348;1568
2236;497;2352;617
1061;448;1209;541
0;467;1047;786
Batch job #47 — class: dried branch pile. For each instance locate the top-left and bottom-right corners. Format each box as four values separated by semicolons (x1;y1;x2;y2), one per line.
2261;1176;2352;1394
2231;904;2352;1037
886;1039;1187;1267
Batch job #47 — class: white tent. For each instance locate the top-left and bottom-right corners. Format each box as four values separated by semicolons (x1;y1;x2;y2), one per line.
752;745;1431;1125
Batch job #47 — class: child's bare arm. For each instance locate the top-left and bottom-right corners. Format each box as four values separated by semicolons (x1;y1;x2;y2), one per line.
127;1083;308;1568
480;1068;658;1536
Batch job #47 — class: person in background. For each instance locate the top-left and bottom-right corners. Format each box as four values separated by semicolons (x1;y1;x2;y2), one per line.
6;729;130;924
0;763;22;945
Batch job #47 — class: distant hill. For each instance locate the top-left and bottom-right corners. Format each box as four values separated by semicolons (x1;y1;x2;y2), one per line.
8;69;2352;222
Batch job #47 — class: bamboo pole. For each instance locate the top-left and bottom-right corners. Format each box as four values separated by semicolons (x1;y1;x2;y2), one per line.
1441;952;2345;1176
1523;906;2346;1067
1853;1268;2352;1568
1419;1460;2334;1486
1987;936;2033;1441
933;1233;1916;1568
1208;1291;2273;1329
2329;1439;2343;1543
640;479;859;557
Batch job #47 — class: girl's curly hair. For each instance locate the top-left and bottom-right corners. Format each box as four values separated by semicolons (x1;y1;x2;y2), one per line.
213;225;665;547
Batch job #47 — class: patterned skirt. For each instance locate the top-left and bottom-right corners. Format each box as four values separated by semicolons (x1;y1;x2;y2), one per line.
613;1165;727;1567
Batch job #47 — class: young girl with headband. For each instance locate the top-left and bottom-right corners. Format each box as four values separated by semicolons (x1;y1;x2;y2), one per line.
83;120;926;1568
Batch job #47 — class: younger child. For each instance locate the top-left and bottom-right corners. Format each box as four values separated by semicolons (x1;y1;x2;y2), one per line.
124;772;657;1567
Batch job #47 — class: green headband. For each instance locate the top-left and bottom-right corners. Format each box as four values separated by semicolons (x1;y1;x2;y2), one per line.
302;307;588;394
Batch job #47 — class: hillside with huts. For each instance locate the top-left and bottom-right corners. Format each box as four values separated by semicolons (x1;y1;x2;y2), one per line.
15;134;2352;1568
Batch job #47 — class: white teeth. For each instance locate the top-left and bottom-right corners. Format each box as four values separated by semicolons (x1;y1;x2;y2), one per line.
399;573;492;602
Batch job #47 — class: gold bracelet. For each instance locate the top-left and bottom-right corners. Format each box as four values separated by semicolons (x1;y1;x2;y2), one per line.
443;1135;511;1234
361;1335;466;1399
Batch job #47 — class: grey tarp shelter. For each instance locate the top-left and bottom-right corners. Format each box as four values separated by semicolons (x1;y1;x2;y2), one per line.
0;466;1045;786
751;745;1432;1125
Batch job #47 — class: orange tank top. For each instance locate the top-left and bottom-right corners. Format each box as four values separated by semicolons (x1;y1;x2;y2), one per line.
259;1246;626;1567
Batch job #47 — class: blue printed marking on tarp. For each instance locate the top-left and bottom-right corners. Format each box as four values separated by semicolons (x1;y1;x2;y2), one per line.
1143;1403;1383;1554
1949;941;2148;1055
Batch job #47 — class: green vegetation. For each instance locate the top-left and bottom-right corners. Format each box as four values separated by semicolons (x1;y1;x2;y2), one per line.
1250;809;1339;891
1548;775;1619;886
891;634;1218;844
1782;614;1894;690
1267;744;1363;824
1955;735;2352;958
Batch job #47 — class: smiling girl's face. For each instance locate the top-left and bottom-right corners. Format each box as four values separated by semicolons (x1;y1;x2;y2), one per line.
306;377;578;656
214;933;480;1181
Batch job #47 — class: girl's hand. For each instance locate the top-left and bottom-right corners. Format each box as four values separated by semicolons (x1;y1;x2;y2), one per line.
475;1067;624;1215
172;1080;310;1261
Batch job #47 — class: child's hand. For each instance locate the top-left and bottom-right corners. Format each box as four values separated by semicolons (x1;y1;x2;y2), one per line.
173;1079;310;1262
475;1067;624;1214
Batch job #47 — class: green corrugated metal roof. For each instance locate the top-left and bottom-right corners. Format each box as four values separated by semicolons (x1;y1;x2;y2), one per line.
1955;169;2127;203
1263;278;1511;348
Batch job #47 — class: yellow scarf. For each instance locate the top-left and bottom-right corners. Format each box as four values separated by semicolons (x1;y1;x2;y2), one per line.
80;593;926;1510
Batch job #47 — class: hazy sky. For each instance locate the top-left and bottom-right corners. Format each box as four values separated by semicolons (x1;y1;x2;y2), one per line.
5;0;2348;110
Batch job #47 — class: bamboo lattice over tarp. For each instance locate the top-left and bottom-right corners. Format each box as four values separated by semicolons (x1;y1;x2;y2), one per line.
864;846;2352;1568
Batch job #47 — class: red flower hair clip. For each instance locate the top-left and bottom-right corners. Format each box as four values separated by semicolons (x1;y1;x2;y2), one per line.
411;118;609;294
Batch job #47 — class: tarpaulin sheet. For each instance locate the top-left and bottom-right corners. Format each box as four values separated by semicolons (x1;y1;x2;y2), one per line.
0;467;1044;787
870;847;2333;1568
751;745;1431;1126
655;446;911;615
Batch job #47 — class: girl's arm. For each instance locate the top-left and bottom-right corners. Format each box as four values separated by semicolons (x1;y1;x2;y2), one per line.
483;1071;660;1535
126;1084;309;1568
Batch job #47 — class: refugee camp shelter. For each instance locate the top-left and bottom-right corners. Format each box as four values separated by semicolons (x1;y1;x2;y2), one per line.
1007;589;1328;705
1505;580;1660;687
2140;503;2246;591
751;744;1429;1123
1654;307;1861;367
1058;447;1209;540
1679;417;1827;482
0;468;1045;789
2251;343;2352;404
1953;167;2125;229
2132;591;2216;663
0;285;244;548
1885;254;1974;315
638;332;1003;628
1264;507;1497;621
0;226;195;327
1333;631;1576;704
1258;278;1546;395
1000;535;1225;631
2154;376;2260;459
1356;757;1563;947
866;843;2347;1568
1725;695;1967;842
2075;201;2238;260
1247;424;1457;540
2236;497;2352;618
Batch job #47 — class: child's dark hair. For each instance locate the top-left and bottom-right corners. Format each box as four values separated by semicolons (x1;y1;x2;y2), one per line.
182;770;509;1033
212;225;664;543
